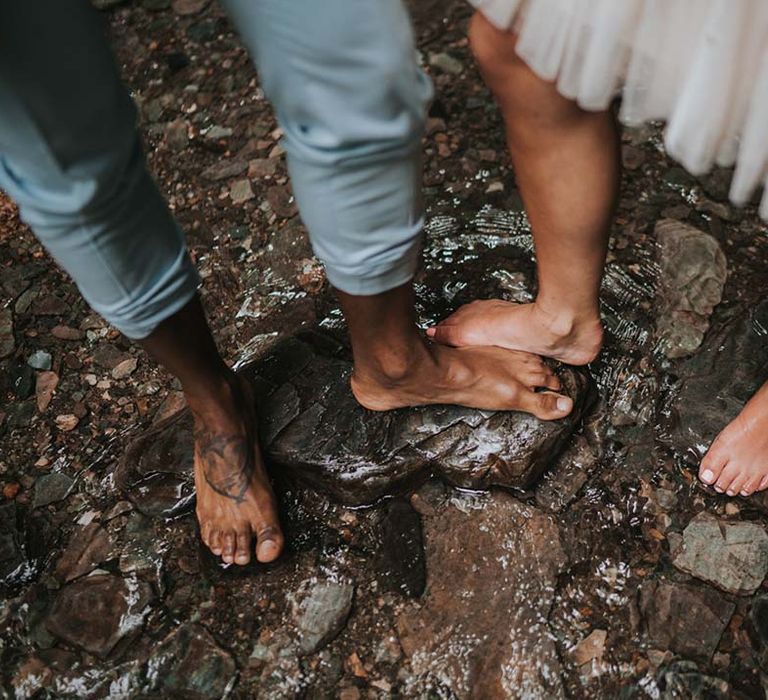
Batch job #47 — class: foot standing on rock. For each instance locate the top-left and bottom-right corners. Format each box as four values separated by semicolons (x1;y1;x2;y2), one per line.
0;1;574;565
429;1;768;494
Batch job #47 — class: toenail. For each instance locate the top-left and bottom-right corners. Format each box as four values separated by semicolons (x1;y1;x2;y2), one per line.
700;469;715;483
556;397;571;412
741;490;751;496
714;486;723;493
726;490;735;496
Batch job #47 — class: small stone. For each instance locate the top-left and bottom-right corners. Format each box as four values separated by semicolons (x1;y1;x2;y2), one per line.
33;295;68;316
230;178;254;204
165;119;189;152
204;125;233;140
570;629;607;666
0;307;14;359
200;158;248;182
27;350;52;371
247;158;277;179
2;482;20;500
171;0;209;15
112;357;138;380
266;185;297;218
92;343;131;370
33;472;74;508
428;52;463;75
293;580;354;654
345;652;367;679
672;512;768;595
51;325;84;341
55;414;79;432
36;371;59;412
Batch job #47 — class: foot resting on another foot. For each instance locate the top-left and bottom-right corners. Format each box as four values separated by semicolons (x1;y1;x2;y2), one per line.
698;381;768;497
427;300;604;366
191;374;284;566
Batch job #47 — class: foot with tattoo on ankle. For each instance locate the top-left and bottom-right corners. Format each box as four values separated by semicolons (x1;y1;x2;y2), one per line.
187;372;284;566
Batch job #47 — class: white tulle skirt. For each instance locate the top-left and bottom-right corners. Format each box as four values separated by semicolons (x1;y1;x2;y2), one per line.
468;0;768;220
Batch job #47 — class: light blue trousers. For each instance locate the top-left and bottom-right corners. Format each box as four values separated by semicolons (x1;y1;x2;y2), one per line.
0;0;432;339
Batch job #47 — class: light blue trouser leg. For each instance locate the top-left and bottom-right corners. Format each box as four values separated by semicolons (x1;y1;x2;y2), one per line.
0;0;431;339
221;0;433;294
0;1;200;339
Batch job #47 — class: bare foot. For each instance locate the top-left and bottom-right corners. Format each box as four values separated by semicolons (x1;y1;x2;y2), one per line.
698;382;768;497
426;301;604;366
351;342;574;420
190;374;284;566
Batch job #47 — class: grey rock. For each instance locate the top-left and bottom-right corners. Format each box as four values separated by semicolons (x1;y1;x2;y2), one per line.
117;330;593;509
230;178;254;204
655;219;727;359
32;473;74;508
293;580;354;654
397;491;568;698
639;579;734;662
27;350;52;371
657;661;734;700
201;158;248;182
151;623;237;699
0;307;14;359
205;125;233;140
45;574;153;658
428;52;463;75
672;512;768;595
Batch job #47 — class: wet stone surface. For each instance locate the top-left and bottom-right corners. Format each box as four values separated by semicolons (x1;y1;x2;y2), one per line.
3;0;768;697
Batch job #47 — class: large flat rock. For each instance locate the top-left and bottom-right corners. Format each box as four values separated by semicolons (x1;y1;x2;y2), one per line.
396;491;568;698
117;329;594;509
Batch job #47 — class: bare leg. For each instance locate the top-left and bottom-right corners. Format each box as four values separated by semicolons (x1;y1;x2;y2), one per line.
428;12;619;366
699;382;768;497
340;283;574;419
139;296;283;566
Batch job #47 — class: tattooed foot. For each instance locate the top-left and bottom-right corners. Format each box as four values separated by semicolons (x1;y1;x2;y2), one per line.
189;373;284;566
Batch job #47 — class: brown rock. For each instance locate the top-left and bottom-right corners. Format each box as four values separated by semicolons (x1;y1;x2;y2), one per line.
36;371;59;413
200;158;248;182
0;307;14;359
33;295;69;316
55;414;79;432
111;357;138;380
46;574;153;657
397;491;568;698
247;158;277;179
230;178;254;204
266;185;297;218
51;325;84;341
171;0;209;15
55;523;113;582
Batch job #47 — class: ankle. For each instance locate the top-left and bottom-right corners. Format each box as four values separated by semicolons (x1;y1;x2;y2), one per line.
532;301;602;339
184;369;241;418
352;334;431;386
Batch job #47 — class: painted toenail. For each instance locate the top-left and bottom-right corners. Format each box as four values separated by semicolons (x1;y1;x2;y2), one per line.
714;486;723;493
726;490;735;496
557;397;571;412
741;490;751;496
700;469;715;483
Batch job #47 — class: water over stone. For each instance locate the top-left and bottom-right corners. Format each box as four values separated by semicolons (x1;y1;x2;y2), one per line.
396;490;568;698
116;329;594;510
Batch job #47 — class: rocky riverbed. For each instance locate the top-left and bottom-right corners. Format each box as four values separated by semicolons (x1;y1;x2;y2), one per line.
3;1;768;698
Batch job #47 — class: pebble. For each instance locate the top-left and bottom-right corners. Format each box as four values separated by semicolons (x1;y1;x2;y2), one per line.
32;472;74;508
230;178;255;204
55;414;80;432
292;580;355;654
0;307;14;359
111;357;138;380
171;0;209;15
428;52;463;75
51;325;84;341
36;371;59;412
27;350;52;371
165;119;189;152
204;125;233;140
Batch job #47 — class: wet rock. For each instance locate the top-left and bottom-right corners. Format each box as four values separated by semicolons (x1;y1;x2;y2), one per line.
0;307;14;358
116;411;195;517
672;512;768;595
666;301;768;476
371;499;425;597
55;523;113;582
46;574;153;658
9;360;35;400
151;623;237;698
292;580;354;654
656;661;735;700
569;629;607;667
111;357;138;379
655;219;727;359
0;502;25;580
639;579;734;662
397;491;567;698
171;0;209;15
32;473;73;508
535;435;599;512
118;330;593;508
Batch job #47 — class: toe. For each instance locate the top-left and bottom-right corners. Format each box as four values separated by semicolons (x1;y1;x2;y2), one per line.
255;522;284;563
699;447;726;486
758;475;768;492
427;323;468;347
726;472;749;497
208;529;223;556
234;528;251;566
740;474;760;497
714;462;739;494
519;390;573;420
222;531;236;564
